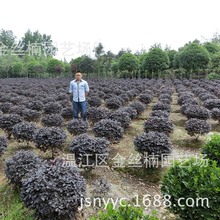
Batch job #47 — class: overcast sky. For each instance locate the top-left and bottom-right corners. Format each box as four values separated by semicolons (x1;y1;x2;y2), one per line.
1;0;220;61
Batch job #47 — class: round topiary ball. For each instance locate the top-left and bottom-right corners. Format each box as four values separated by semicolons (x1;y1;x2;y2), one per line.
86;107;110;124
21;159;86;220
105;97;122;109
22;109;41;122
43;102;62;114
138;94;153;104
177;93;194;105
152;102;171;112
61;107;73;120
67;119;89;135
0;102;13;113
129;101;146;115
70;134;110;169
119;107;138;119
144;116;173;135
185;118;211;138
204;99;220;110
185;105;211;120
27;100;44;111
87;96;102;107
107;109;131;128
150;110;170;118
211;108;220;123
33;127;67;154
4;150;42;187
134;131;172;160
41;114;64;127
0;114;23;138
94;119;124;142
12;122;37;144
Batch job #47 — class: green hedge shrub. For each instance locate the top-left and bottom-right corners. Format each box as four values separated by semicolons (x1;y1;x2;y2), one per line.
202;133;220;166
89;202;158;220
161;158;220;219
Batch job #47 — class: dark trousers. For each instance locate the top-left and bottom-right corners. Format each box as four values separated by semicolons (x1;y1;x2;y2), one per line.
73;101;87;120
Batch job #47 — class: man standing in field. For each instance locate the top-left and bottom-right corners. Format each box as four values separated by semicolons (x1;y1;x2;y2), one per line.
69;70;89;121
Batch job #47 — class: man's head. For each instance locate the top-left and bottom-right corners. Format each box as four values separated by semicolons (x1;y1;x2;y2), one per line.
75;70;82;81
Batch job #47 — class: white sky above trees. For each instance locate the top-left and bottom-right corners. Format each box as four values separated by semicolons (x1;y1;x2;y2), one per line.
1;0;220;61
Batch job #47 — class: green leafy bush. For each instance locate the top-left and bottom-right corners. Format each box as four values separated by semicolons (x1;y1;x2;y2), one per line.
26;60;40;76
161;158;220;219
89;202;158;220
206;72;220;80
12;61;24;77
202;133;220;166
47;58;64;75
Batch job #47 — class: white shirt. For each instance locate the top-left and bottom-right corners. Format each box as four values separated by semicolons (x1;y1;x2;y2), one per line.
69;79;89;102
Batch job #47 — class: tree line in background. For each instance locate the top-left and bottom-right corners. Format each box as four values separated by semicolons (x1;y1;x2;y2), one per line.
1;29;220;79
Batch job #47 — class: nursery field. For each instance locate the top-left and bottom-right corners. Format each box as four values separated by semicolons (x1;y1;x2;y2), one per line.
0;77;220;220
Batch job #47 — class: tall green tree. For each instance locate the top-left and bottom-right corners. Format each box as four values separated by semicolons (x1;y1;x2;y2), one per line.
167;49;177;68
0;53;20;77
0;29;16;48
111;61;119;76
142;47;169;75
203;42;220;54
211;32;220;44
21;29;57;56
11;61;24;77
70;56;95;74
94;42;104;58
118;52;139;78
138;53;148;78
79;55;95;74
98;51;115;77
116;48;132;59
93;44;116;77
211;52;220;69
178;42;210;74
93;42;105;76
47;58;64;75
70;56;84;72
134;47;146;57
